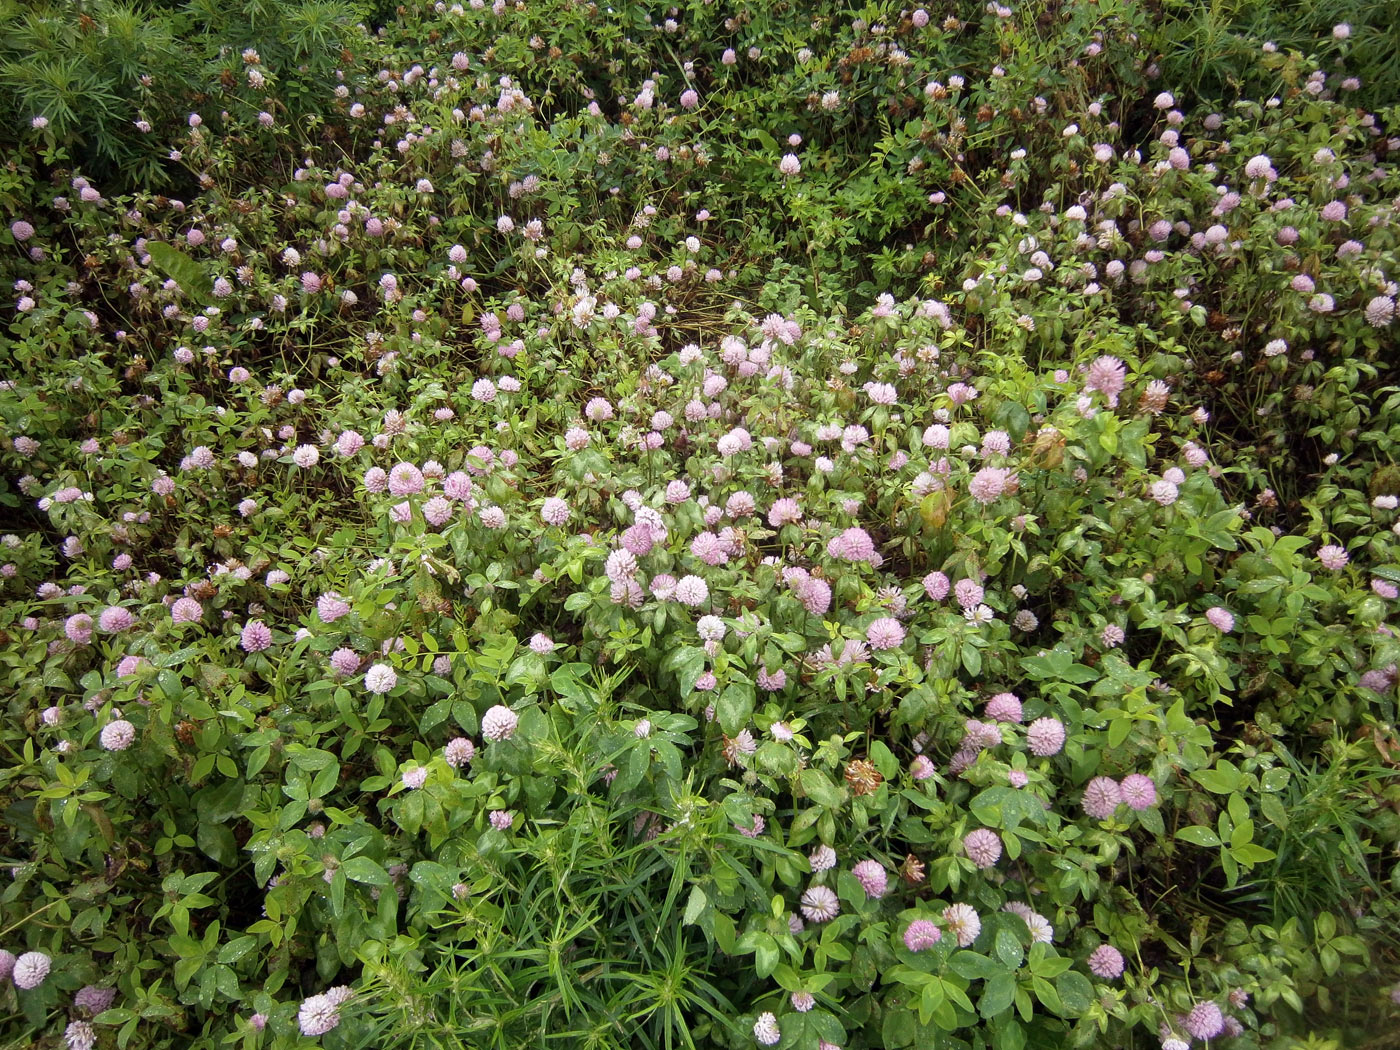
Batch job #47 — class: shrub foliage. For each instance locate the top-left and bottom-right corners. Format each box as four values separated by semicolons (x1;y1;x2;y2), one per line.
1;1;1398;1049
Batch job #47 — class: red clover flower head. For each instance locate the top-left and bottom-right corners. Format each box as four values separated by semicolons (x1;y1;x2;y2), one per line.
852;860;887;898
1119;774;1158;810
1183;1001;1225;1040
903;919;942;951
240;620;273;653
12;950;51;989
800;885;840;922
1206;606;1234;632
1081;776;1123;819
1087;944;1125;978
866;617;905;650
1026;716;1066;756
1083;355;1127;406
963;828;1002;868
481;705;519;742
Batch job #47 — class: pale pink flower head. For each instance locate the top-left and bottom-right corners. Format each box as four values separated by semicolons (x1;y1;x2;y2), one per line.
753;1011;781;1046
716;426;751;456
445;737;475;767
757;667;787;691
964;719;1002;751
827;526;876;563
605;549;638;583
675;574;709;607
852;859;887;898
942;902;981;947
1119;773;1157;810
985;692;1023;723
241;620;273;652
923;423;950;449
540;497;570;526
423;496;453;527
387;462;424;496
12;950;50;989
1317;544;1349;570
954;578;984;609
1083;355;1127;406
329;648;360;676
1026;716;1066;756
100;719;136;751
1183;1001;1224;1040
923;571;950;600
866;617;905;650
98;606;135;633
968;466;1011;504
904;919;942;951
809;844;836;871
297;993;341;1037
1150;480;1178;506
336;430;365;457
73;984;116;1015
800;884;840;922
444;471;472;500
1365;296;1395;328
116;655;149;678
691;532;729;566
1081;776;1123;819
797;577;831;615
963;828;1002;868
481;704;519;742
65;613;94;644
616;523;651;557
317;593;351;623
1205;606;1234;632
1087;944;1124;978
364;662;397;693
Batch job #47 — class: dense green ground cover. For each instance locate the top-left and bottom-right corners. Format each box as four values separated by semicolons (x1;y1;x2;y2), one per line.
1;1;1399;1048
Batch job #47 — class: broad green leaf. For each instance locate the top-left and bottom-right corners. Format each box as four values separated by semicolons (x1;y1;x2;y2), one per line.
979;973;1016;1018
949;951;1002;981
715;683;753;735
1055;971;1094;1016
342;856;390;885
1176;825;1221;847
146;240;213;302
